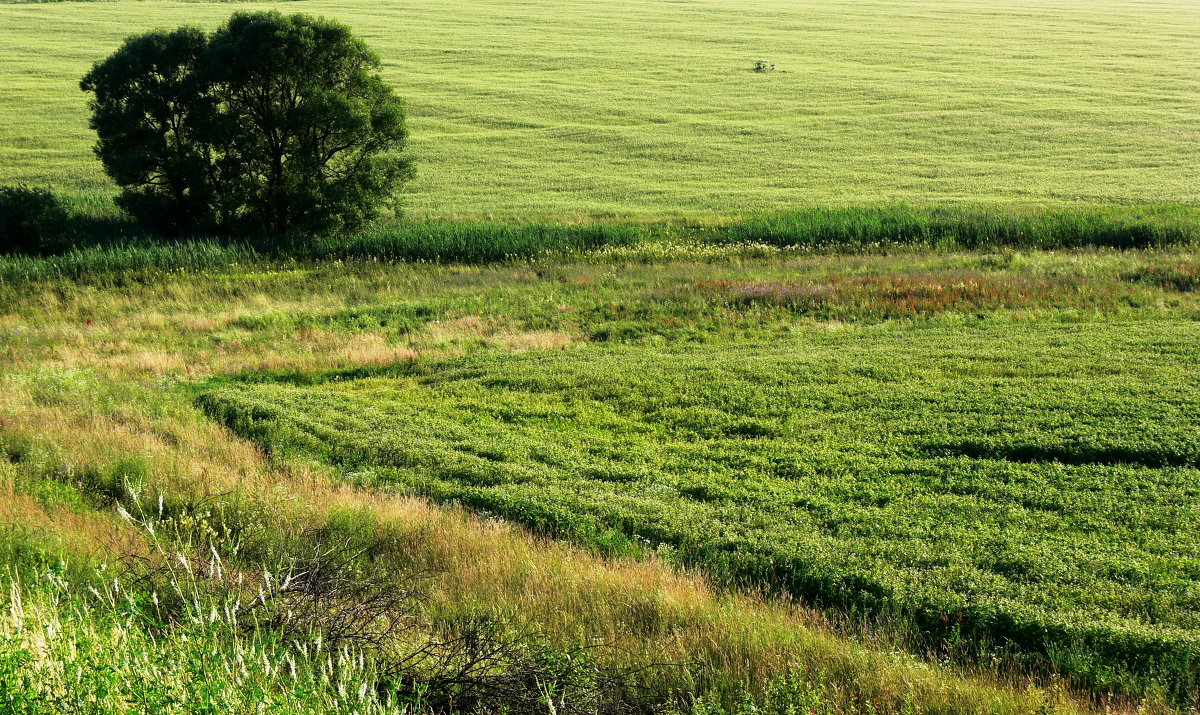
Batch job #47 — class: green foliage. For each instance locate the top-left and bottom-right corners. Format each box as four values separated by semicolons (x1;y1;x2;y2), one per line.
0;186;71;255
202;321;1200;702
203;11;413;236
79;27;215;235
80;11;413;237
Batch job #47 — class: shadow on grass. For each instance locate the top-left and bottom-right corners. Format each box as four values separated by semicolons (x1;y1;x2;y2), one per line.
922;439;1200;469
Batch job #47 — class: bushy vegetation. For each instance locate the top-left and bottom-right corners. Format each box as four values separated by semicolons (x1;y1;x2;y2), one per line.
0;186;71;254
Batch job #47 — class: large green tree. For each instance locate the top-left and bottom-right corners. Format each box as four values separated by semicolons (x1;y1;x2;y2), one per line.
80;28;215;234
81;12;413;237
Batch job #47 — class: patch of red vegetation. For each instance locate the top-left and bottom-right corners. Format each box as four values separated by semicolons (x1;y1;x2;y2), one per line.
1122;263;1200;292
687;272;1101;317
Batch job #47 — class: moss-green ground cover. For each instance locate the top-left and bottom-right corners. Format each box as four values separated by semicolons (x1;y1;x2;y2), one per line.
2;0;1197;215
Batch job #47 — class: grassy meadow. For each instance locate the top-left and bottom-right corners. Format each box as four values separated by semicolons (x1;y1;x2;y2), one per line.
3;246;1200;711
1;0;1198;215
204;321;1200;694
2;0;1200;712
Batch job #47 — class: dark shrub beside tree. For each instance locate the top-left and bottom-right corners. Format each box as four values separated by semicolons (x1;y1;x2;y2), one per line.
81;11;413;238
0;186;72;255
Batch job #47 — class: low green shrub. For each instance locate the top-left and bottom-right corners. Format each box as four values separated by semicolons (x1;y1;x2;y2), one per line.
0;186;72;255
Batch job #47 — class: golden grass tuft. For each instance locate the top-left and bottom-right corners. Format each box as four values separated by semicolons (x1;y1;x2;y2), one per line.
491;329;575;351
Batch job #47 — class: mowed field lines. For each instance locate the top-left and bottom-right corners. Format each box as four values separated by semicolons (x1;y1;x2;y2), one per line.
201;320;1200;698
1;0;1198;216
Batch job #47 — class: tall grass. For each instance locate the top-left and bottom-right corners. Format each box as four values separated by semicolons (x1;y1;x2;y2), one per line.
293;220;643;263
719;205;1200;251
0;553;400;714
0;219;643;283
3;205;1198;284
0;241;255;284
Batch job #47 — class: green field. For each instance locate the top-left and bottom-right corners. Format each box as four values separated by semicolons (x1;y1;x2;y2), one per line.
4;245;1200;711
3;0;1200;711
203;313;1200;698
2;0;1198;216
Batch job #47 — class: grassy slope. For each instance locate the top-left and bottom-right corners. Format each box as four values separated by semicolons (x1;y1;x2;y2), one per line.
1;0;1198;216
201;321;1200;697
2;248;1199;711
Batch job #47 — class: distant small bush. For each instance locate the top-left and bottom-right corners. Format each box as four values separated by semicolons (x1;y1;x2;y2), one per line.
753;59;776;72
0;186;73;255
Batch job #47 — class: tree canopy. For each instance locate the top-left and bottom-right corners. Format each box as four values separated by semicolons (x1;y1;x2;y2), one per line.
81;11;413;237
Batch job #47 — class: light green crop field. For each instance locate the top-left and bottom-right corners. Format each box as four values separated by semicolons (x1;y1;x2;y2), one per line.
1;0;1198;216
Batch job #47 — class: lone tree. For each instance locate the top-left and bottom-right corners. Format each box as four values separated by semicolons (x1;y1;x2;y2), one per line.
81;12;413;237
